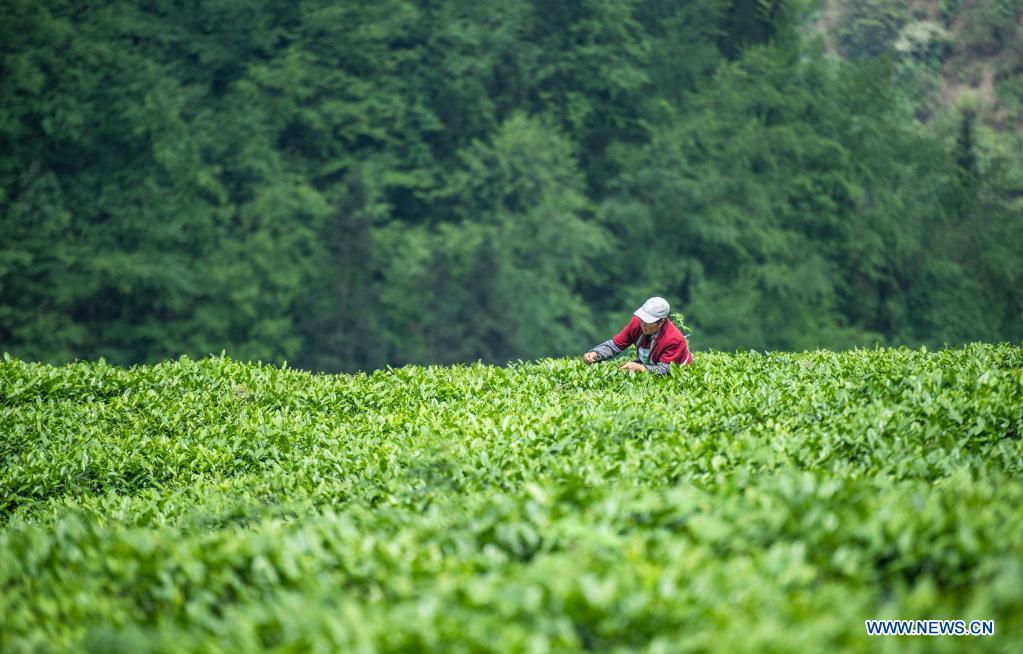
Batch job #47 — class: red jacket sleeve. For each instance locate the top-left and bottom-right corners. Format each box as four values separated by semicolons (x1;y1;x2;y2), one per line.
612;316;639;349
656;339;682;364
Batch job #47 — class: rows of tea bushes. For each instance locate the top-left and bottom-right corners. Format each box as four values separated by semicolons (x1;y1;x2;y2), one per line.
1;345;1021;652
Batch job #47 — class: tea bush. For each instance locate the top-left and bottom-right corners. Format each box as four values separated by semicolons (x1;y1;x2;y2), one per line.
1;345;1021;652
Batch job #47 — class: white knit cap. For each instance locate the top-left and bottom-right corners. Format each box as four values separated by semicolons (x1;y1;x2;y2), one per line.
634;296;670;323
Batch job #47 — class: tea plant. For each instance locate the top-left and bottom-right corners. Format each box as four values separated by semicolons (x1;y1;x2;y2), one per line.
1;345;1021;652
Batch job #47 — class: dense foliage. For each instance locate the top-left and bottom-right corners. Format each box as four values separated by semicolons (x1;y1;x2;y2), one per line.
1;346;1022;651
2;0;1022;370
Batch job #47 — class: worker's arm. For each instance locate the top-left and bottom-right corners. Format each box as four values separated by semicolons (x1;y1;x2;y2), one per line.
584;318;638;364
643;361;672;375
587;339;622;363
643;340;681;375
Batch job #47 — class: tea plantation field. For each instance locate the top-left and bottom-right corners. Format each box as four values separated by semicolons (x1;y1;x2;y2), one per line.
2;345;1022;653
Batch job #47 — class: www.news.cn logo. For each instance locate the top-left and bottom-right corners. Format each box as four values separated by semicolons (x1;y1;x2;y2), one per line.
865;619;995;637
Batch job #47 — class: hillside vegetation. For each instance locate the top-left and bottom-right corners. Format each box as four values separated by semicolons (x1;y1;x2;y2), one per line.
2;346;1021;652
809;0;1023;126
4;1;1022;371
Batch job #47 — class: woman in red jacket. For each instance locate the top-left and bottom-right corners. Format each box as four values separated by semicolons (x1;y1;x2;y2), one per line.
583;297;694;375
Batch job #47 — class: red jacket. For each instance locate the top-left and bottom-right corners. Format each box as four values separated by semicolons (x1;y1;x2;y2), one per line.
613;316;694;366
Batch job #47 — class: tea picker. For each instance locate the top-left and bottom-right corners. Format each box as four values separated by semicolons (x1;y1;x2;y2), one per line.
583;297;694;375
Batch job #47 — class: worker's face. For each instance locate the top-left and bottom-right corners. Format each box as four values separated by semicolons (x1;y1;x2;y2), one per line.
640;318;664;335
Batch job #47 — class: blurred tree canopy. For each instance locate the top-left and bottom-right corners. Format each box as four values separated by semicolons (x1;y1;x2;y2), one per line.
2;0;1021;370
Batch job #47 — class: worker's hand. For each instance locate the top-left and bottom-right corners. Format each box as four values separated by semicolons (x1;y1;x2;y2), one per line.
583;351;599;364
619;361;646;373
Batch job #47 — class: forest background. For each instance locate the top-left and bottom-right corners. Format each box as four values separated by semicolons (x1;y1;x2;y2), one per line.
2;0;1022;372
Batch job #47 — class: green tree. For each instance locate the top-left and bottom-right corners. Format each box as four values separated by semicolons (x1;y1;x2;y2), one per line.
377;114;609;364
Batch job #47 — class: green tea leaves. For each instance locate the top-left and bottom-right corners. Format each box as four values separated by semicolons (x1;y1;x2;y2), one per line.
1;345;1021;651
